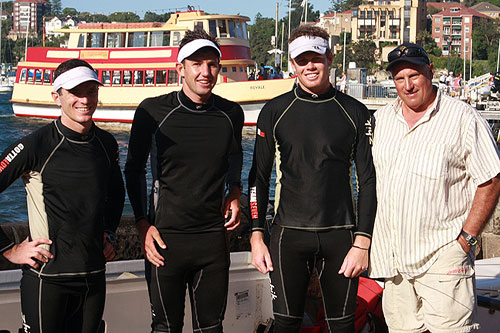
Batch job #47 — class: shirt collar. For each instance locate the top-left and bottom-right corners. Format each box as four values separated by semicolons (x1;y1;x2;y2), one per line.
178;89;215;112
393;85;440;127
55;117;95;141
295;83;336;100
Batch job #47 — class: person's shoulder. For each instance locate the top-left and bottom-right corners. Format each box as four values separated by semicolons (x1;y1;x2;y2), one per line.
334;89;370;114
138;91;177;109
213;94;243;112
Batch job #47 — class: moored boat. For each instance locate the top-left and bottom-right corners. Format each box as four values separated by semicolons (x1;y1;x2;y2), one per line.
10;10;295;125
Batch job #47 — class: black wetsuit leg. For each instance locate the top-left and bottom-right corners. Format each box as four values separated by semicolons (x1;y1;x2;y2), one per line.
149;231;230;333
20;270;105;333
269;226;357;333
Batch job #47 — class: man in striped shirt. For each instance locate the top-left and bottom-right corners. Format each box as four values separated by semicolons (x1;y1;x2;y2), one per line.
369;43;500;332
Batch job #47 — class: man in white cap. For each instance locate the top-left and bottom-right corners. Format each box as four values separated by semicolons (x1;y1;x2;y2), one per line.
248;25;376;332
0;58;125;332
125;29;243;333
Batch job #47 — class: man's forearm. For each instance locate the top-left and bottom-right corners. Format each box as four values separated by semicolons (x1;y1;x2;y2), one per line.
463;175;500;236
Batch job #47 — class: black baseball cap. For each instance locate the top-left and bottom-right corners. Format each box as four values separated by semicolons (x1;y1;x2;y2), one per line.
386;43;430;71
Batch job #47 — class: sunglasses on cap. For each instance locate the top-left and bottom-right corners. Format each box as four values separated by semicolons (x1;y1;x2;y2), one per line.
388;46;429;64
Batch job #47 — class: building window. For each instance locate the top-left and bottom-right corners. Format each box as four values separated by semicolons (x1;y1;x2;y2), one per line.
464;17;470;23
435;37;440;43
435;27;440;33
222;67;228;73
465;26;469;33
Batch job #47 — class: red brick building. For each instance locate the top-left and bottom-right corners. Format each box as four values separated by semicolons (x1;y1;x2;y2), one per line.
431;6;489;57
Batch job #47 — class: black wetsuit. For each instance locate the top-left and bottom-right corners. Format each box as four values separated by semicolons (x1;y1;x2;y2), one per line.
0;118;125;333
248;84;377;332
124;90;243;333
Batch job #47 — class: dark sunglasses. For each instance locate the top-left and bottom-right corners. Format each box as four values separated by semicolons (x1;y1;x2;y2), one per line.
388;46;429;64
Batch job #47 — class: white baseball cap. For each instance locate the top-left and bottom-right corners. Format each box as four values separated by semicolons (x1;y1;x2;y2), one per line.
53;66;102;92
289;36;329;59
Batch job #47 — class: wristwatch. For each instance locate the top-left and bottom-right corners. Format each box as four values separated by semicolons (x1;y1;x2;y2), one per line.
460;230;478;247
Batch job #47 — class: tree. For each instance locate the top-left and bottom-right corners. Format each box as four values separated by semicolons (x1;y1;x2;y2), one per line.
62;8;79;17
417;30;441;57
1;1;13;15
248;14;275;67
351;39;377;69
329;0;363;13
78;12;110;23
50;0;62;16
108;12;140;23
143;11;172;22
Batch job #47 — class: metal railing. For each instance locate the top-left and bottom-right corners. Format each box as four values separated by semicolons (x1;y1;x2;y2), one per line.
339;83;398;99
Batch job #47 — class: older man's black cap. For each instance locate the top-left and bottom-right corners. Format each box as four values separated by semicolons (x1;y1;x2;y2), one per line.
386;43;430;71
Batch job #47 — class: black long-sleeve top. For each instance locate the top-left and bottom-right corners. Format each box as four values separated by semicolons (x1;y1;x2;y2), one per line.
248;84;376;237
124;90;244;233
0;118;125;276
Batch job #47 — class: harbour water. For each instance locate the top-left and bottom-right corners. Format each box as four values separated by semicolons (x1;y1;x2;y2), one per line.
0;92;264;223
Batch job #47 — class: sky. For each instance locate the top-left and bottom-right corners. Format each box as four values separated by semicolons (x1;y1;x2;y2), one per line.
62;0;331;24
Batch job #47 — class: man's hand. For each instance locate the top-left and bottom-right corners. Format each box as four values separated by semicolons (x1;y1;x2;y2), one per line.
103;233;115;261
223;185;241;231
338;235;370;278
136;219;166;267
250;231;273;274
2;237;53;269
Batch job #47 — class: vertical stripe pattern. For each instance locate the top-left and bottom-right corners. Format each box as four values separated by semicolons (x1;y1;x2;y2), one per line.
369;89;500;279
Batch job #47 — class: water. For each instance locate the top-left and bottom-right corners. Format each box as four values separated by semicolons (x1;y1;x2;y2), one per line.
0;92;267;223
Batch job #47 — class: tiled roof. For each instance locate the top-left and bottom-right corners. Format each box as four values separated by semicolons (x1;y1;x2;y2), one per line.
433;7;490;19
471;2;500;12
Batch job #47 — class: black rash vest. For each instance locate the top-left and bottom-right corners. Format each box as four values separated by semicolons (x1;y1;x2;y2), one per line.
0;118;125;276
124;90;244;233
248;84;376;237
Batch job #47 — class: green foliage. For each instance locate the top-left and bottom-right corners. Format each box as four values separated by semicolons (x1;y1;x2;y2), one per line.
249;14;275;67
329;0;363;13
78;12;110;23
108;12;141;23
49;0;62;16
1;1;13;15
62;8;79;17
351;39;377;69
143;11;172;22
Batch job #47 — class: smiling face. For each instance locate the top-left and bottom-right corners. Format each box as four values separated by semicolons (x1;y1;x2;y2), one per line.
291;51;333;95
51;81;99;133
176;48;221;104
391;62;436;114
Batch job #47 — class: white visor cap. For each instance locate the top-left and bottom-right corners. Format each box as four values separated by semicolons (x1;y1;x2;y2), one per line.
289;36;329;59
177;39;221;63
53;66;102;92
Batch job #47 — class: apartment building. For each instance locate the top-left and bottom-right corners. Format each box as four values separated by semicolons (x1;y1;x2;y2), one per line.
12;0;50;37
350;0;426;47
316;10;352;36
431;6;489;57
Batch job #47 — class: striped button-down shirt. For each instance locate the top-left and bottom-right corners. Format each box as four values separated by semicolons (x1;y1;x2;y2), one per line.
369;89;500;279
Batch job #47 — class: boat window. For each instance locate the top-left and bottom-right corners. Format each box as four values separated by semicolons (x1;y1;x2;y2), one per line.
242;23;248;40
123;71;132;85
134;70;144;85
129;32;146;47
235;21;243;39
44;69;52;84
222;67;228;73
150;31;170;47
88;33;105;48
172;32;181;46
156;70;166;84
107;33;125;48
77;34;85;47
228;20;236;38
209;20;217;37
102;70;111;85
240;67;244;72
232;67;237;72
218;20;228;38
145;70;155;85
35;69;43;84
168;70;178;84
194;21;204;31
27;69;35;83
20;68;27;83
112;71;122;85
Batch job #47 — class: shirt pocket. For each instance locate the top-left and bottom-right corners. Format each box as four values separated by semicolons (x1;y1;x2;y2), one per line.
411;143;448;180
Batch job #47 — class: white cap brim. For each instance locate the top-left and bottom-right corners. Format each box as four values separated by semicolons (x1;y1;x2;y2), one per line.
289;36;329;59
177;39;221;63
53;66;102;92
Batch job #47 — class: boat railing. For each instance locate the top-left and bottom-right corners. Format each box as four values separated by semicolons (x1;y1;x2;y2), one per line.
340;83;398;99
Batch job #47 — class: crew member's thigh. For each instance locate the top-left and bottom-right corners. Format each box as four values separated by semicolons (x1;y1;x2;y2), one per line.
382;274;426;333
317;229;358;332
149;239;190;333
187;231;229;332
79;274;106;333
416;240;479;333
269;227;316;320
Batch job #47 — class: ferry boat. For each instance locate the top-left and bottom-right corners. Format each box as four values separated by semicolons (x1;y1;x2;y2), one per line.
10;10;295;125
